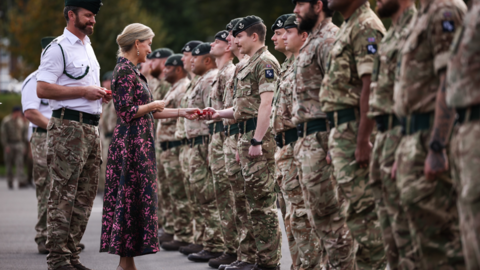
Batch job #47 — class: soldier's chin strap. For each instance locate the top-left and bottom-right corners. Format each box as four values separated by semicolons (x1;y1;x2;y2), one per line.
57;44;90;80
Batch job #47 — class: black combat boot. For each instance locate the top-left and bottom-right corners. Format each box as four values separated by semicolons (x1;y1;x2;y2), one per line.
158;233;174;245
188;250;223;262
37;241;48;254
225;261;255;270
179;243;203;255
251;264;280;270
208;252;237;268
161;240;190;251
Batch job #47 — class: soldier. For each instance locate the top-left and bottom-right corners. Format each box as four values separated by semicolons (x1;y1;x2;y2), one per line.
98;71;114;195
36;1;109;269
206;30;240;269
205;16;282;270
1;106;27;190
156;54;194;251
393;0;467;268
448;1;480;269
319;0;386;268
367;0;416;269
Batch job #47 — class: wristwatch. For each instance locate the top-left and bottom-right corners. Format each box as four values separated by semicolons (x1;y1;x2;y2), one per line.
250;138;263;146
429;140;445;153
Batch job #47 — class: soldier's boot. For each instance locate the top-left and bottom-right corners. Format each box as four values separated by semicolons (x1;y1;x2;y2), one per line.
225;261;255;270
158;233;174;245
219;260;242;270
251;264;279;270
53;265;77;270
38;241;48;254
76;243;85;251
7;181;13;190
179;243;203;255
71;262;93;270
161;240;190;251
188;250;223;262
208;252;237;268
18;182;30;188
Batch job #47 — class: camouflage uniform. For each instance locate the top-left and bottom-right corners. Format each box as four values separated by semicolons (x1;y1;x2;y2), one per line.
1;114;27;186
293;17;356;270
99;101;117;194
448;1;480;269
208;61;239;255
320;3;386;269
393;0;466;268
158;77;193;243
233;46;282;267
31;129;49;244
367;6;417;270
186;68;224;252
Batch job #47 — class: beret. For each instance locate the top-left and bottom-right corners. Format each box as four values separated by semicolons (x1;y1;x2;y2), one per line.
271;14;294;31
191;43;212;56
165;54;184;67
232;15;264;38
181;40;203;53
215;30;229;42
41;37;55;49
226;18;243;32
292;0;317;4
150;48;174;59
284;14;299;30
102;71;113;81
64;0;103;14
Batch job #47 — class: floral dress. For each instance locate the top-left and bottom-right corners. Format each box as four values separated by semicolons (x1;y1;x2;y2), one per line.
100;57;159;257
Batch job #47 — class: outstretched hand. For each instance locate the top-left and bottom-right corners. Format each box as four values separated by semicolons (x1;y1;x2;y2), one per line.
199;107;220;120
183;108;201;120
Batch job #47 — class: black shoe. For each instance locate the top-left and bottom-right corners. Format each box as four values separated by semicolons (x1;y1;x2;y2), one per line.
161;240;190;251
188;250;224;262
71;262;93;270
37;241;49;254
225;261;255;270
251;264;279;270
158;233;174;245
219;260;242;270
209;253;237;268
7;182;13;190
53;265;77;270
18;182;30;189
76;243;85;251
179;243;203;255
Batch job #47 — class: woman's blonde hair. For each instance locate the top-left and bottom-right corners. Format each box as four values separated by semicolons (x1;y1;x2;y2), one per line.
116;23;155;57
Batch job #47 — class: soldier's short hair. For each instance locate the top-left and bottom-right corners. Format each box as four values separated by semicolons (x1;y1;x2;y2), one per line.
245;23;267;43
63;6;80;22
321;0;334;18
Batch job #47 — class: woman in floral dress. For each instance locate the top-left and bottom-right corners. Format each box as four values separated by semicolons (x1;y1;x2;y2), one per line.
100;23;199;270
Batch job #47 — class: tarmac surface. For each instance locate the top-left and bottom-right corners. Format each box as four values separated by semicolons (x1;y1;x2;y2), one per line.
0;178;292;270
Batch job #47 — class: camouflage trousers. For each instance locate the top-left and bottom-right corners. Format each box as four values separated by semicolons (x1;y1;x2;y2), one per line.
238;129;282;267
369;126;413;270
295;130;355;269
160;145;193;243
224;134;257;263
98;135;112;194
450;121;480;270
276;142;322;270
395;129;464;269
31;131;50;245
188;141;224;252
329;121;386;270
180;144;205;244
156;147;174;235
209;131;239;254
4;142;26;185
46;117;100;269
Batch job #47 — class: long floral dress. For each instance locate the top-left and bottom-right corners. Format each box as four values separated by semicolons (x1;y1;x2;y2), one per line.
100;57;159;257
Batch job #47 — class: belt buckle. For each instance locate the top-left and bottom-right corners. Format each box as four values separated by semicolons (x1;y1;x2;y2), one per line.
296;124;303;138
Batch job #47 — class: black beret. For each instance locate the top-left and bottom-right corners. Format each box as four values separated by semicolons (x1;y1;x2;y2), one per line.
232;15;264;38
215;30;229;42
41;37;55;49
292;0;317;4
226;18;243;32
284;14;299;30
65;0;103;14
150;48;174;59
165;54;184;67
191;43;211;56
102;71;113;81
271;14;294;31
181;40;203;53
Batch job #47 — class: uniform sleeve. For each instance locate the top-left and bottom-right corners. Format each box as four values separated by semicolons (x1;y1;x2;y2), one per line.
317;36;336;74
352;26;384;78
36;44;64;84
21;77;41;112
430;6;466;74
257;60;278;94
113;68;139;123
202;81;212;108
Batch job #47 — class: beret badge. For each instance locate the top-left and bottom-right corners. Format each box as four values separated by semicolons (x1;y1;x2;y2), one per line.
277;20;283;27
239;23;244;29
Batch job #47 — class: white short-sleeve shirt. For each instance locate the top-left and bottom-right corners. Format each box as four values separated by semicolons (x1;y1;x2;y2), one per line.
21;70;52;129
36;28;102;115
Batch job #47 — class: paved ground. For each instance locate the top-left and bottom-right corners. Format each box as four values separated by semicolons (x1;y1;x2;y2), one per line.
0;178;292;270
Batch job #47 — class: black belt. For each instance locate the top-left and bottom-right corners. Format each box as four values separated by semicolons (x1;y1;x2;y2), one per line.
224;123;239;137
52;108;100;126
401;112;434;135
209;122;225;135
182;138;189;145
238;118;257;135
275;128;298;148
457;105;480;124
105;132;114;138
374;114;401;132
296;118;328;138
189;135;209;148
160;140;183;151
326;108;357;128
32;127;47;133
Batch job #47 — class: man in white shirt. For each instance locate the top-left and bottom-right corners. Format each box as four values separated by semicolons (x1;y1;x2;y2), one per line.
36;1;109;269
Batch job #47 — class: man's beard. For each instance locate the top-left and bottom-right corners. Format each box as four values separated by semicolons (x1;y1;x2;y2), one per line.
298;6;319;32
150;64;162;78
377;0;400;19
75;17;94;36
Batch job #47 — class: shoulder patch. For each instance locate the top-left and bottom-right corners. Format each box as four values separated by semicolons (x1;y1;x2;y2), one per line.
367;37;376;43
442;20;455;33
266;64;272;68
366;44;378;55
265;69;274;79
443;11;452;18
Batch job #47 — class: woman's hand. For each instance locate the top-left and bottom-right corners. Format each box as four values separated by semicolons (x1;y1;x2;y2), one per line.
150;100;165;112
181;108;201;120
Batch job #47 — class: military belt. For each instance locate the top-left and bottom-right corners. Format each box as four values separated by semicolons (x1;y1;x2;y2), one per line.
105;132;114;138
457;105;480;124
374;114;401;132
160;140;183;151
238;118;257;135
275;128;298;148
224;123;239;137
296;118;328;138
182;138;189;145
189;135;209;148
32;127;47;133
208;122;225;135
326;107;358;128
52;108;100;126
400;112;434;135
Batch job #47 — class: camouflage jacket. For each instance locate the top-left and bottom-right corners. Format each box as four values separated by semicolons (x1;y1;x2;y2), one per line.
293;18;338;124
100;101;117;135
223;55;250;126
446;0;480;108
394;0;466;117
271;56;296;134
233;46;280;121
368;5;417;118
186;68;218;138
158;77;190;142
207;61;235;124
175;75;199;140
320;2;386;112
1;114;27;146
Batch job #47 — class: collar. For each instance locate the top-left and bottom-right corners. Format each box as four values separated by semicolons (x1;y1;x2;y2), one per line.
312;17;333;36
396;5;417;29
343;1;370;27
220;60;234;73
63;28;91;45
117;57;146;81
173;76;188;89
245;46;267;69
